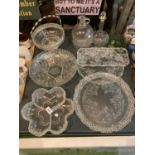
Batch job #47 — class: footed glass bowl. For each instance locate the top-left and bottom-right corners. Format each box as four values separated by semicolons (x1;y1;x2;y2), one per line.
21;87;74;136
73;72;134;133
29;49;77;87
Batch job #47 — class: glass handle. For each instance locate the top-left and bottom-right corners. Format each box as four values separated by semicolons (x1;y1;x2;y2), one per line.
85;18;90;24
78;16;90;25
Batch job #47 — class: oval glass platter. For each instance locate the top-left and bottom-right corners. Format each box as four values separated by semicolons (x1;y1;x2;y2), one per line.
73;72;135;133
29;49;77;87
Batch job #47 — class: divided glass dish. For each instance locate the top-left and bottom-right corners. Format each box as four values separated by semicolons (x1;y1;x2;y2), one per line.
21;87;74;136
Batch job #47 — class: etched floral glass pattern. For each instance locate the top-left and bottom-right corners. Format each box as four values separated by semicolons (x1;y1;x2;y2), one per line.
21;87;74;136
29;49;77;87
73;72;134;133
77;48;129;77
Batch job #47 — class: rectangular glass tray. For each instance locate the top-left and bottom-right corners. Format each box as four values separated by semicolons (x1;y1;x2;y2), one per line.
19;30;135;138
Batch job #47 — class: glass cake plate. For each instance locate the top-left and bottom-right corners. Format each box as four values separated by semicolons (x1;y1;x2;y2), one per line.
73;72;134;133
29;49;77;87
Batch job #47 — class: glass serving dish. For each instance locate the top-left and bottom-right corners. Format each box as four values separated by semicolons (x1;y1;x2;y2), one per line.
21;87;74;136
29;49;77;87
77;47;129;77
73;72;134;133
31;15;65;51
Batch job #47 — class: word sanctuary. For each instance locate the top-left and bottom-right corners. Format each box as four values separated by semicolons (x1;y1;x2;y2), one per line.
55;6;100;14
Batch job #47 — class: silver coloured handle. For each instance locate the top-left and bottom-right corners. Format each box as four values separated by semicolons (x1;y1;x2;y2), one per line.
30;15;62;36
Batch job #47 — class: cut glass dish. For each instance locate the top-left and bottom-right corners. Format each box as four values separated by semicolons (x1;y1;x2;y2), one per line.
73;72;134;133
30;15;64;51
21;87;74;136
29;49;77;87
77;47;129;77
31;23;65;51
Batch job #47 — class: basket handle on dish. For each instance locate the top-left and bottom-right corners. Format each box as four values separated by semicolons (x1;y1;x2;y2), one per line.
30;15;62;36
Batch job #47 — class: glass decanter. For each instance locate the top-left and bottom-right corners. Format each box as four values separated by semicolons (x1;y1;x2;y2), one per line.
93;11;109;47
72;16;93;49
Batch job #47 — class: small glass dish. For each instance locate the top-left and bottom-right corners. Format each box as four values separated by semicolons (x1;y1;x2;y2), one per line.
29;49;77;87
73;72;134;133
21;87;74;136
77;47;129;77
31;15;65;51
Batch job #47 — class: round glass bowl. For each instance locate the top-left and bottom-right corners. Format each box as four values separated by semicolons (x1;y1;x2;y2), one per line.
73;72;134;133
31;23;65;51
29;49;77;87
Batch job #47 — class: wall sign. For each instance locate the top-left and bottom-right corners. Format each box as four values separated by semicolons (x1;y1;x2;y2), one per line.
19;0;41;20
54;0;102;15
